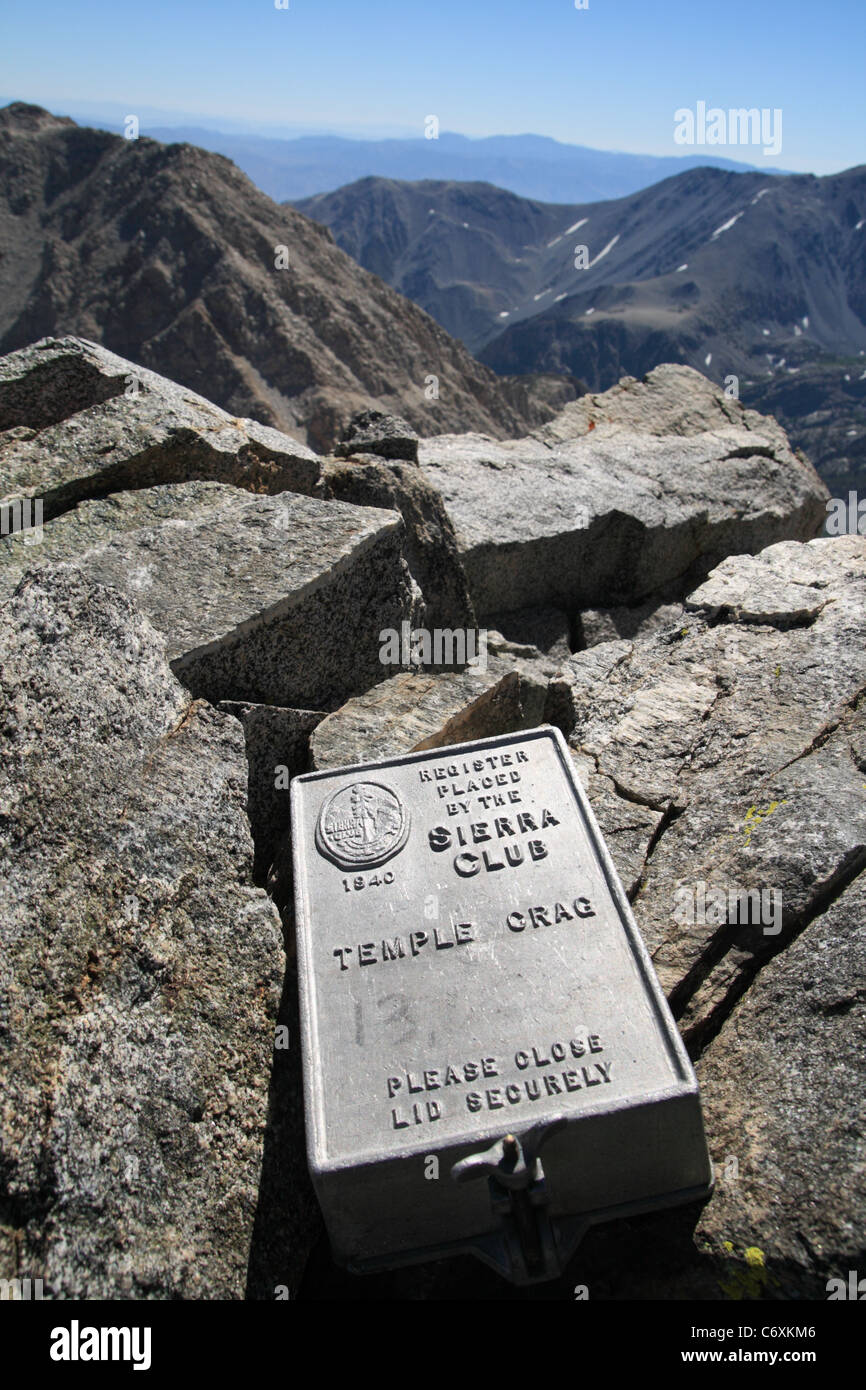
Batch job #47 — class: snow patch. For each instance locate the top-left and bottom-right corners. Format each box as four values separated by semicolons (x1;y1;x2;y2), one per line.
710;211;744;240
589;234;620;268
565;219;588;235
676;264;688;272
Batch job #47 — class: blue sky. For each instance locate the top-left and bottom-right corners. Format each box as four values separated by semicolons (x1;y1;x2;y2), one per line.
2;0;864;172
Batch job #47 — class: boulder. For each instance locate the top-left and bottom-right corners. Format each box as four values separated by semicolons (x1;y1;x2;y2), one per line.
309;654;550;770
531;363;795;451
555;537;866;1045
0;337;321;518
694;869;866;1298
334;408;420;463
546;533;866;1297
218;702;323;884
319;455;474;629
0;567;318;1298
419;365;829;619
0;481;418;709
419;425;827;618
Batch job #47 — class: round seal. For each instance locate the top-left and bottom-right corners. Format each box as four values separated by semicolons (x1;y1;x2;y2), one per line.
315;780;410;870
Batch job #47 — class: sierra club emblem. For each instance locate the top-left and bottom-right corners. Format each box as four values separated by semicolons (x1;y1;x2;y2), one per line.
315;781;410;870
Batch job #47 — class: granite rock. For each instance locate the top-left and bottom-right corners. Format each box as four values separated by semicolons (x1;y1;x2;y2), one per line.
335;408;420;463
0;337;321;518
554;537;866;1051
0;567;313;1298
532;363;795;452
0;480;417;709
579;599;685;649
218;702;323;884
485;605;572;661
694;869;866;1298
319;455;474;629
309;656;549;770
419;413;827;617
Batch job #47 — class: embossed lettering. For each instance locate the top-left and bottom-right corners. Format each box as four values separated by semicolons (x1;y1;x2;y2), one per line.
455;852;480;877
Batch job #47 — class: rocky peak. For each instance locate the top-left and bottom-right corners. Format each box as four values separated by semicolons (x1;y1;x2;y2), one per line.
0;101;76;133
0;337;860;1302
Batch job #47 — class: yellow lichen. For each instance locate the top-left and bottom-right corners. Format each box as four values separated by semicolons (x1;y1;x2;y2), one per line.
718;1242;774;1299
741;800;788;846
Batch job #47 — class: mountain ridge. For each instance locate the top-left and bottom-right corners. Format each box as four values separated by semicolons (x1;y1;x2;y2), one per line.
297;165;866;487
0;103;572;450
33;109;780;203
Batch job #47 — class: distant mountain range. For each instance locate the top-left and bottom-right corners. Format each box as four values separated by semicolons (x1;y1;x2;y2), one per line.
0;104;571;451
297;168;866;490
127;126;775;205
3;101;861;490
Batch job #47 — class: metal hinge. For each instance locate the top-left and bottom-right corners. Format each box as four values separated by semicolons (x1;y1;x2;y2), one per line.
451;1120;567;1283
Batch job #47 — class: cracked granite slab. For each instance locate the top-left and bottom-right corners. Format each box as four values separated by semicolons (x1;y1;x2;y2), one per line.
419;405;827;616
0;480;418;708
0;336;321;516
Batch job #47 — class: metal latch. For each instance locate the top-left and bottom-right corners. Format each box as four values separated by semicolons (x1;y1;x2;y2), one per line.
451;1120;567;1283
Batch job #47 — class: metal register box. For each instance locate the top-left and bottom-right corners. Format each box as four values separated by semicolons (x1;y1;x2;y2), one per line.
291;727;713;1283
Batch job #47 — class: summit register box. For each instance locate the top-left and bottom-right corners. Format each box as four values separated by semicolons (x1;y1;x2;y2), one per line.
291;727;713;1283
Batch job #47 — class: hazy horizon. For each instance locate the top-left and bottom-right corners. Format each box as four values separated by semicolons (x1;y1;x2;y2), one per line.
2;0;864;176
